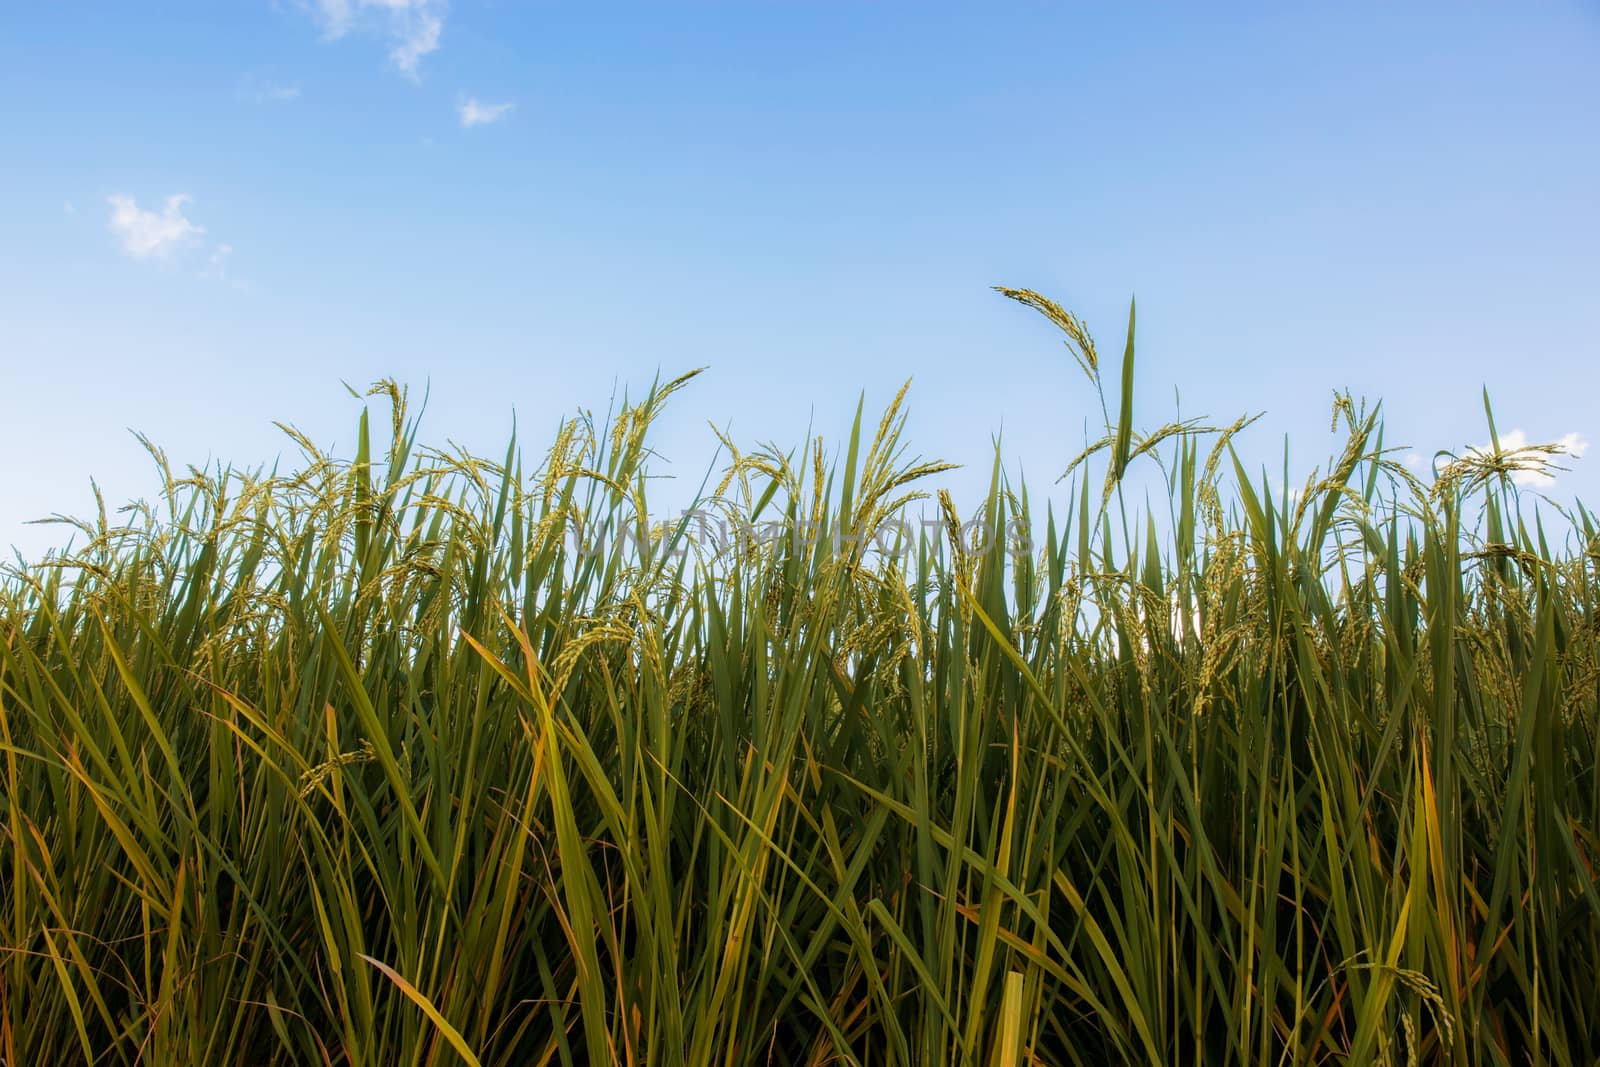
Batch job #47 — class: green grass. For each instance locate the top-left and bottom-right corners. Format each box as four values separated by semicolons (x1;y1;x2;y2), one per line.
2;290;1597;1065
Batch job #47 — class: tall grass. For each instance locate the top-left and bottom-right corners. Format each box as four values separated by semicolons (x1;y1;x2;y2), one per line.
2;291;1597;1065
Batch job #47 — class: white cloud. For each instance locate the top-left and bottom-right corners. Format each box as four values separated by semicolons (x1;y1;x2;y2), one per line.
308;0;446;80
107;193;204;259
241;77;301;102
1464;428;1589;488
458;97;514;127
208;243;234;278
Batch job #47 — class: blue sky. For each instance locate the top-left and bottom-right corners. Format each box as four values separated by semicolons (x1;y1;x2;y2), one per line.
3;1;1598;559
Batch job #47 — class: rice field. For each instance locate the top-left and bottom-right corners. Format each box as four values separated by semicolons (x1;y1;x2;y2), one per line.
2;291;1597;1065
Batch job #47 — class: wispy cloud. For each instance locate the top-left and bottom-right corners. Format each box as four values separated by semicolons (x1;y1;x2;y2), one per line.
458;97;514;127
239;75;302;102
107;193;205;259
307;0;446;80
208;243;234;279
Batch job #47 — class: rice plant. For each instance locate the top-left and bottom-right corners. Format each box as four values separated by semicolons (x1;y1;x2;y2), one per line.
1;291;1596;1065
